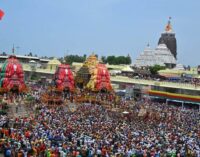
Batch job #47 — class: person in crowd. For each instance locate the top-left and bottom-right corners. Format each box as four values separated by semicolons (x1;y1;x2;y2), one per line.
0;86;199;157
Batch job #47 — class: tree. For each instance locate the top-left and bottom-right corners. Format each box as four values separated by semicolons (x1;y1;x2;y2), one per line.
58;57;64;63
2;52;7;56
49;57;54;60
83;54;87;60
28;52;33;56
101;56;107;63
64;55;86;65
149;65;166;75
126;54;132;64
107;56;116;65
187;65;191;71
106;55;131;65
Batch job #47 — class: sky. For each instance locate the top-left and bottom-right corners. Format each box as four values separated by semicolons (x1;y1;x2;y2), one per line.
0;0;200;66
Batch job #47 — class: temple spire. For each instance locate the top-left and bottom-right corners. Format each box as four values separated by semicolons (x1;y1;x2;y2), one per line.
165;17;172;32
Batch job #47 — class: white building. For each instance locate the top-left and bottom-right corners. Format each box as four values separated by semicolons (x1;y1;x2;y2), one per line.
134;45;155;67
134;43;177;68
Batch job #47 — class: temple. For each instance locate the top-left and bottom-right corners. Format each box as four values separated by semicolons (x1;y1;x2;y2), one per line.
134;44;155;67
158;17;177;59
134;42;176;68
134;18;177;68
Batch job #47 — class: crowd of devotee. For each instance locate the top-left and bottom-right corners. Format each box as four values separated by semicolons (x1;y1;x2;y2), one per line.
0;88;200;157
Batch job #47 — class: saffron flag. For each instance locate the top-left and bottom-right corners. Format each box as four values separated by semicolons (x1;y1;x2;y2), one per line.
0;9;4;20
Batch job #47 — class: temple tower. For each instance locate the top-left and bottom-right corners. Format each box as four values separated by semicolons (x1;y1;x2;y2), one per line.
158;17;177;59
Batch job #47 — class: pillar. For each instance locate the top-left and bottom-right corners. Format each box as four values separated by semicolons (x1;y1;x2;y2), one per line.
182;101;184;110
199;104;200;112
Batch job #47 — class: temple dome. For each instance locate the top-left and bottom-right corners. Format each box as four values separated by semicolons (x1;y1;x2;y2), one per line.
154;43;177;65
135;44;155;67
134;43;176;68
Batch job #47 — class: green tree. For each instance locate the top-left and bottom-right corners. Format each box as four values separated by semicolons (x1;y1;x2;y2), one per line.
2;52;7;56
64;55;86;65
28;52;33;56
106;55;131;65
149;65;166;75
49;57;54;60
126;54;132;64
107;56;116;65
83;54;87;60
58;57;64;63
101;56;107;63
